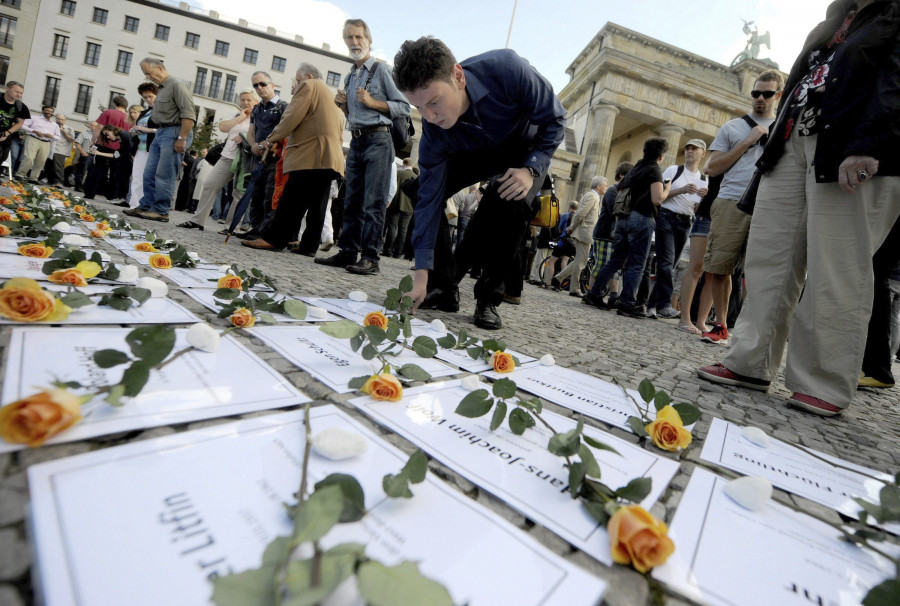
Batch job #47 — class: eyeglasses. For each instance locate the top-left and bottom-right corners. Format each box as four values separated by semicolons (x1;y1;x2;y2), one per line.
252;82;271;89
751;90;778;99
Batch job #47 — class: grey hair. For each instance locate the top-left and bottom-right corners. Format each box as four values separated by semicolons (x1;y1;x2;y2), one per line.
251;71;272;81
237;88;259;102
343;18;372;43
297;63;322;80
5;80;23;89
55;113;66;120
140;57;165;68
590;176;608;189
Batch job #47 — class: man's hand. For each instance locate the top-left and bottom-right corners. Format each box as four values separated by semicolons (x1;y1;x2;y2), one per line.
355;88;375;108
566;226;574;235
232;135;244;144
241;108;252;120
0;132;8;142
405;269;429;313
174;138;187;154
251;144;263;157
838;155;879;194
745;125;769;145
698;187;709;198
676;183;700;196
335;89;348;107
497;167;534;201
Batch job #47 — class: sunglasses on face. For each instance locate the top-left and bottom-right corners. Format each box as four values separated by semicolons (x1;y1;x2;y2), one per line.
751;90;778;99
252;82;271;89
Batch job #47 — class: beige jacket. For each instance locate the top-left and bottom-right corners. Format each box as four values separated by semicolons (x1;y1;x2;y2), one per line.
568;188;600;243
266;78;345;175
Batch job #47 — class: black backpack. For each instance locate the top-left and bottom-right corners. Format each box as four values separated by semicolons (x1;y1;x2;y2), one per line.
696;115;763;218
351;62;415;153
204;142;225;166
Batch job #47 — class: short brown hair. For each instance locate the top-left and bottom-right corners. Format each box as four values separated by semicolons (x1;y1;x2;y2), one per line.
137;82;158;96
393;37;457;93
755;70;784;90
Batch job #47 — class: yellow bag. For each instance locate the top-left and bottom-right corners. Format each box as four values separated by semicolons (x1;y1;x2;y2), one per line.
529;193;559;227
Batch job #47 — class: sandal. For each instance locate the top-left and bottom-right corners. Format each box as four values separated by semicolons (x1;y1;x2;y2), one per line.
217;228;232;236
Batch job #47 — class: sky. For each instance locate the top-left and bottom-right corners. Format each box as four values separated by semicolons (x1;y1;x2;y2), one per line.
195;0;833;93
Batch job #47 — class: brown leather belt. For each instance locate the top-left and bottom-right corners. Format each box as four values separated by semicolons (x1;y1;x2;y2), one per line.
350;124;389;139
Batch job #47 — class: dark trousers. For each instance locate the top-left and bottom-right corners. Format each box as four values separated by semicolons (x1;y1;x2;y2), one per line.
83;156;113;198
649;208;692;309
262;169;336;250
71;156;89;187
382;207;412;257
45;153;67;185
0;138;12;177
248;159;277;233
862;217;900;383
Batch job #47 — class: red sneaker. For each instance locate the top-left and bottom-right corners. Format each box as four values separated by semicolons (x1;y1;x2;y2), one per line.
787;393;842;417
697;363;771;391
701;323;729;345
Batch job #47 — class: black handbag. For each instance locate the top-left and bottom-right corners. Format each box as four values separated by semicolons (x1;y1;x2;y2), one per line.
736;169;762;215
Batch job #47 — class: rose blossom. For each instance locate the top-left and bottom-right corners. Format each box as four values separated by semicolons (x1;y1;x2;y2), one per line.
645;406;692;452
148;254;172;269
0;278;71;322
0;388;83;447
363;311;388;329
17;243;53;258
608;505;675;573
216;275;243;289
134;242;158;252
361;373;403;401
229;307;256;328
490;351;515;373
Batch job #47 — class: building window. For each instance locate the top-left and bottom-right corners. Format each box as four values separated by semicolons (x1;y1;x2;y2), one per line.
60;1;76;17
274;89;281;98
193;67;207;96
0;54;8;85
154;24;169;41
115;49;132;74
223;74;237;103
52;33;68;58
84;42;100;66
91;7;106;24
107;91;122;109
43;76;61;107
185;32;199;49
213;40;228;57
123;16;138;33
74;83;92;114
326;71;341;87
208;71;222;99
0;1;22;9
243;48;257;64
0;15;15;48
272;56;286;72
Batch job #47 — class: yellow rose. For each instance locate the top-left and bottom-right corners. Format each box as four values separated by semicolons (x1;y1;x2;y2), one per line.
0;278;71;322
361;373;403;401
148;254;172;269
48;268;88;287
229;307;256;328
0;388;82;447
16;210;32;220
363;311;388;329
135;242;158;252
74;260;101;279
79;213;95;222
90;229;106;238
645;406;693;452
96;221;112;231
216;275;243;289
0;197;12;206
17;243;53;258
10;195;22;202
491;351;515;373
608;505;675;573
72;205;86;213
0;225;9;237
62;200;71;208
0;211;12;221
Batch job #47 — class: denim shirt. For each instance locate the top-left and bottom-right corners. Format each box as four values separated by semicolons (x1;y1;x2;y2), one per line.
250;96;287;143
345;57;411;130
412;49;566;269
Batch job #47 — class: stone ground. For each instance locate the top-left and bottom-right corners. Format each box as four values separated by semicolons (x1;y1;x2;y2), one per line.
1;194;898;606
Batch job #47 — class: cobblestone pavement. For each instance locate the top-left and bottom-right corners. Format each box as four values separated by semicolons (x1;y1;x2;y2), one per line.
1;195;898;606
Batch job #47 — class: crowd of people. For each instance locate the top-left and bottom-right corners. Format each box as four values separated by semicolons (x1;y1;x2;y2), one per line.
0;0;895;418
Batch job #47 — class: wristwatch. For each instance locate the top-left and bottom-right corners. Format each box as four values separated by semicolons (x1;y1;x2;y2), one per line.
525;166;539;178
176;136;186;141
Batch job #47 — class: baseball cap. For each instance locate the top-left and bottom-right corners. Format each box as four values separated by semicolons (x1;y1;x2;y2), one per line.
684;139;707;150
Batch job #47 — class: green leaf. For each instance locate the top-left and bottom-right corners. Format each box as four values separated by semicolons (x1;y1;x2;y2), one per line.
397;364;432;382
283;545;364;606
314;473;366;523
483;338;504;352
363;324;387;346
583;434;621;456
879;484;900;521
94;348;131;368
383;288;402;311
638;379;655;403
582;500;610;525
568;461;585;497
627;416;650;437
457;327;468;345
398;274;413;293
863;578;900;606
213;288;241;300
436;334;456;349
467;345;483;360
348;374;371;389
383;449;428;498
402;315;412;338
358;561;454;606
548;428;581;457
259;313;276;324
104;383;127;407
349;333;364;352
319;319;360;339
490;399;507;431
125;325;176;366
672;403;701;425
455;389;493;418
385;317;400;341
210;536;292;606
653;390;671;411
616;476;653;503
128;287;152;305
105;294;133;312
579;443;603;478
60;290;93;309
291;484;344;544
518;397;543;414
361;343;378;361
281;299;307;320
491;377;517;399
508;407;534;435
411;336;437;358
120;360;151;397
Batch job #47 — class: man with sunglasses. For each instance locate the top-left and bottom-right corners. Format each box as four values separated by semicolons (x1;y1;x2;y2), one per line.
697;70;783;346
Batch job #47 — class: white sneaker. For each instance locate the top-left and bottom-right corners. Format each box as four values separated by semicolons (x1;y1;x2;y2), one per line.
319;239;334;252
657;306;680;319
646;307;657;319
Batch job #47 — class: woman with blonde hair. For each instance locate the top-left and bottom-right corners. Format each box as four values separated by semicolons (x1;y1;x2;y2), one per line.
178;88;258;230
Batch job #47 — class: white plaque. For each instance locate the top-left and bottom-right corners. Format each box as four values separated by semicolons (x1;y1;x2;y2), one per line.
0;253;116;282
27;405;607;606
299;296;429;327
247;325;458;392
349;380;680;564
435;343;537;374
653;468;896;606
180;288;339;323
0;326;307;452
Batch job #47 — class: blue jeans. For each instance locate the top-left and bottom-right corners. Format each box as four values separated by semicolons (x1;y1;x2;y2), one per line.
649;208;692;309
138;126;193;215
338;131;393;261
588;212;655;306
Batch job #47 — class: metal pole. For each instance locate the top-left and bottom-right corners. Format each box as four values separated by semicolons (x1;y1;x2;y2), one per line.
505;0;519;48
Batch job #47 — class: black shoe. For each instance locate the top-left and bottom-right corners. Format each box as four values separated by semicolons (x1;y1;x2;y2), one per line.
74;186;83;192
474;301;502;330
617;303;646;319
346;259;380;275
581;292;607;309
315;252;356;268
233;230;261;240
177;221;204;231
115;201;130;208
606;296;619;310
419;288;460;312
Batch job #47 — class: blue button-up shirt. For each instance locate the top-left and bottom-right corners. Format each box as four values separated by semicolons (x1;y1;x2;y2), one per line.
345;57;411;130
412;49;566;269
250;96;286;143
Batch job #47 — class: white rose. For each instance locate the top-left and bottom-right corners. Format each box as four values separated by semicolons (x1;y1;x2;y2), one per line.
60;234;90;247
461;375;483;391
187;251;200;261
51;221;72;233
723;476;773;512
430;319;446;333
312;428;368;460
117;265;139;283
137;276;168;297
348;290;368;302
540;354;555;366
186;323;220;353
308;306;328;319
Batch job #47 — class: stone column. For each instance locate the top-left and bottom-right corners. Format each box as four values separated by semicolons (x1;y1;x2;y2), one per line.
576;104;619;195
657;123;685;168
